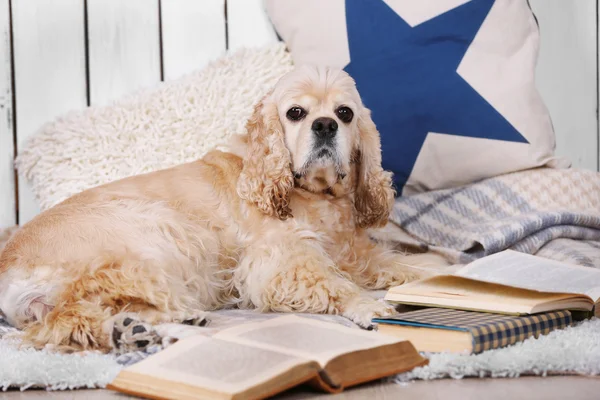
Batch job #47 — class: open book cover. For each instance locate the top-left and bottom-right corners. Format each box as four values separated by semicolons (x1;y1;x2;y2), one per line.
385;250;600;316
373;308;572;354
107;315;427;400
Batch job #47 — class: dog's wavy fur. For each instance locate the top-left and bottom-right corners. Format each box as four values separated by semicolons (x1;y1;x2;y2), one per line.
0;66;446;352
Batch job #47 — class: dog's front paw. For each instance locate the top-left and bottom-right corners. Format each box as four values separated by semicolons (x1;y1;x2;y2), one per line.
342;296;396;330
111;313;161;355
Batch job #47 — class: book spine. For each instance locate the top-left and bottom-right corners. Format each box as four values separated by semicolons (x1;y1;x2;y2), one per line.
469;311;572;354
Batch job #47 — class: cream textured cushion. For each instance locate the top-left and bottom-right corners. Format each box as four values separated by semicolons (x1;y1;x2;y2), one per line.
17;44;293;211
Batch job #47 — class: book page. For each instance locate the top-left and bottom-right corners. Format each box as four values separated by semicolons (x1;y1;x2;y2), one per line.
123;335;309;394
214;315;402;366
386;275;576;315
456;250;600;301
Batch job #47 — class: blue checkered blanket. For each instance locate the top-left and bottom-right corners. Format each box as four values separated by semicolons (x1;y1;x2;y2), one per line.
390;167;600;267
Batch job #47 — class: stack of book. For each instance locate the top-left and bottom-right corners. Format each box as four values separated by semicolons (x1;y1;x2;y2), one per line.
374;250;600;354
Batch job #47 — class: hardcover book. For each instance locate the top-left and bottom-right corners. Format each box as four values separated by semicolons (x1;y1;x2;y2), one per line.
385;250;600;316
373;307;572;354
108;315;427;400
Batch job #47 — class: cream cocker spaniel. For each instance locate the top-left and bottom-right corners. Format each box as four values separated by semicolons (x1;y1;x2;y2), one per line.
0;66;444;353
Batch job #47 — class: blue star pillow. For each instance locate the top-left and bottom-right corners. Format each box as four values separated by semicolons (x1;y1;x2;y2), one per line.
266;0;566;195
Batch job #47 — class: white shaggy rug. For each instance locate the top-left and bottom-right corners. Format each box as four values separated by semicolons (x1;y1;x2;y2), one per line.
395;317;600;382
0;337;120;391
16;44;294;211
1;312;599;391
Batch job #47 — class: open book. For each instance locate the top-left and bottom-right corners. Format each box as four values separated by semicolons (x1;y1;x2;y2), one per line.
385;250;600;316
108;315;427;400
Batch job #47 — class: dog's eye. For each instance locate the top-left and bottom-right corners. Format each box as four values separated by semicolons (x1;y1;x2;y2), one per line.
335;106;354;123
286;107;307;121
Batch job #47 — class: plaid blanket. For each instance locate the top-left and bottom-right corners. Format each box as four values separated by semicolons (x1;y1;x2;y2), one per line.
391;167;600;267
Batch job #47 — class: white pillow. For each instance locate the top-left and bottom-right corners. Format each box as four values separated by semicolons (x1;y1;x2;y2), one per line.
266;0;568;195
17;45;293;210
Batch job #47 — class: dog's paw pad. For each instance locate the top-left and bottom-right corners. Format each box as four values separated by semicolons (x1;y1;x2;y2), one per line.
111;313;161;354
132;325;147;334
182;316;210;327
177;311;210;327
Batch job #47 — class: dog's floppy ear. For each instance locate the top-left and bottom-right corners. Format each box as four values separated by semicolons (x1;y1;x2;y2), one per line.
237;93;294;220
353;107;395;228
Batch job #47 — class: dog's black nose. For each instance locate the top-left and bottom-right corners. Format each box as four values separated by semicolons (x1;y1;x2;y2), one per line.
312;117;338;140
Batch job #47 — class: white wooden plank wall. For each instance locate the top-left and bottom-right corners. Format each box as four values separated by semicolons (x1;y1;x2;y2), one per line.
530;0;599;171
0;1;599;229
87;0;161;106
226;0;278;51
12;0;88;225
0;0;14;228
161;0;226;80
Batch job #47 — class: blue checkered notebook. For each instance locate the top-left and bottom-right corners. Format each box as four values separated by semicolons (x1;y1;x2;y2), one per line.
373;308;572;354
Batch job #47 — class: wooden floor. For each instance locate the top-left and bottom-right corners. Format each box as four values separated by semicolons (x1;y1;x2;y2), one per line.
1;376;599;399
